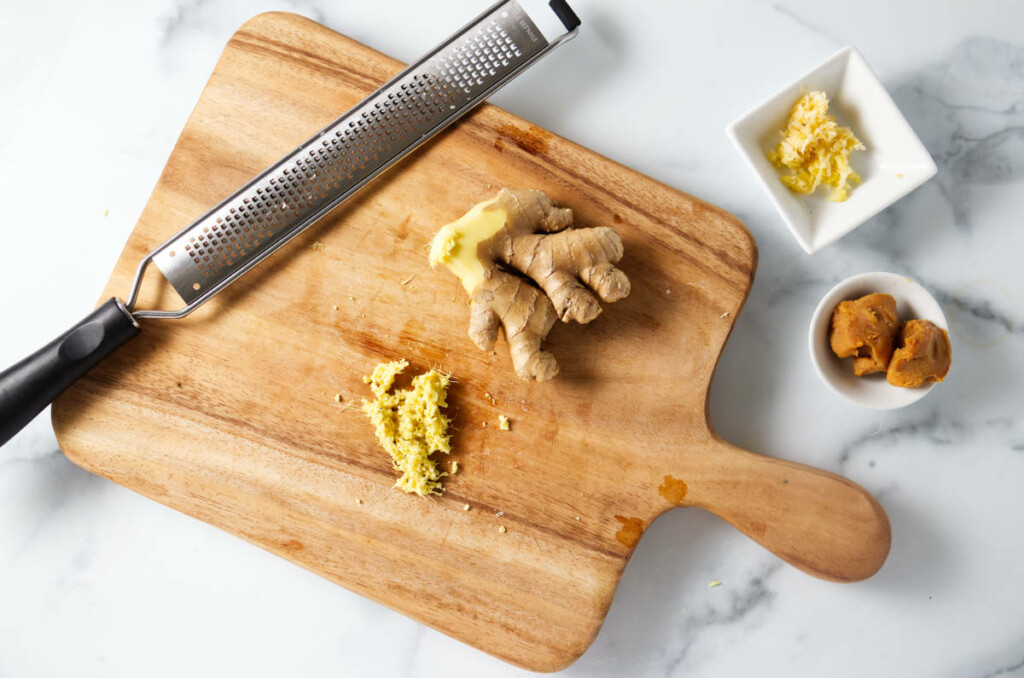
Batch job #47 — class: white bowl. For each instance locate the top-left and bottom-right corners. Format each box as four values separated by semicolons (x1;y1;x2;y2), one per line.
726;45;937;254
809;272;950;410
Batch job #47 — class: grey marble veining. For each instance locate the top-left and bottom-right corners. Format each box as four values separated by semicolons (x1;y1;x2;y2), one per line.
1;1;1023;676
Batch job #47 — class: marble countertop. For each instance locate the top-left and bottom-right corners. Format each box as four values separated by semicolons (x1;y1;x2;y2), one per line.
2;1;1022;675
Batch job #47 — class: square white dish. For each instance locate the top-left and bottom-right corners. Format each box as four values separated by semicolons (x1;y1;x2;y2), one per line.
726;45;937;254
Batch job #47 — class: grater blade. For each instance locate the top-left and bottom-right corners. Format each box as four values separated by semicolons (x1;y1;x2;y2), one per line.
128;0;580;320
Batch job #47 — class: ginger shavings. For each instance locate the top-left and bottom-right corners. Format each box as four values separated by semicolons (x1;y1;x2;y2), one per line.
361;359;451;497
768;91;865;202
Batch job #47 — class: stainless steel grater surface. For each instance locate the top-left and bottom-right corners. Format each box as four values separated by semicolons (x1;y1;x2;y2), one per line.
129;0;579;319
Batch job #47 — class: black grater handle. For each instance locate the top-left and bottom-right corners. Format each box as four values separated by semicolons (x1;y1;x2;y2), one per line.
548;0;581;31
0;298;140;447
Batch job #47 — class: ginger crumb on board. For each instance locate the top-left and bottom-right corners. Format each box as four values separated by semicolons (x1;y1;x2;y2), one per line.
400;274;417;285
768;91;864;202
708;580;722;588
498;525;507;534
361;359;451;497
332;304;339;310
451;460;459;475
463;503;471;511
498;415;510;431
311;241;325;251
349;295;356;301
355;498;363;504
575;516;581;521
333;393;343;403
484;392;496;405
721;311;730;319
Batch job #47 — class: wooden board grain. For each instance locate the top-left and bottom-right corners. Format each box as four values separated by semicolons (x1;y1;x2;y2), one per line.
51;13;890;671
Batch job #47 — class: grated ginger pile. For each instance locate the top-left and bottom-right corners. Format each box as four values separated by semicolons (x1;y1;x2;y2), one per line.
361;359;451;497
768;91;865;202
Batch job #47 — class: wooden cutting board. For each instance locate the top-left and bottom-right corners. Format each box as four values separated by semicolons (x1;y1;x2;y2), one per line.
52;12;890;671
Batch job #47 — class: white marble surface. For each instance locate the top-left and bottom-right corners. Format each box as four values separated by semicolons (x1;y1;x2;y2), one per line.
1;1;1022;675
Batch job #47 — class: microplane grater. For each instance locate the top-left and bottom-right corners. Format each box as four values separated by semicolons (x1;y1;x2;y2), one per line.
131;0;579;319
0;0;580;447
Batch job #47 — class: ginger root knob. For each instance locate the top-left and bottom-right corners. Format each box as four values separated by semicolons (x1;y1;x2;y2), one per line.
429;188;630;381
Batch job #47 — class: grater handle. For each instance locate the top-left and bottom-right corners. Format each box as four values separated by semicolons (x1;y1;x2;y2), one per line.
548;0;581;30
0;298;140;447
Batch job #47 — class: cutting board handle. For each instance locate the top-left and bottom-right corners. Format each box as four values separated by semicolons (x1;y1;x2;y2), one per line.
687;440;891;582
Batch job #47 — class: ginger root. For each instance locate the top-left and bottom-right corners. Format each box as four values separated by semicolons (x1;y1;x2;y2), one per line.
429;188;629;381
